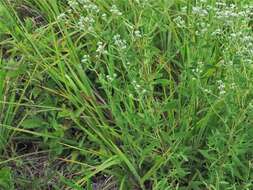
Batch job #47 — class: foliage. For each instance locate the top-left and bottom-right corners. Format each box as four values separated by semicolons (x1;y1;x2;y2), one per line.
0;0;253;189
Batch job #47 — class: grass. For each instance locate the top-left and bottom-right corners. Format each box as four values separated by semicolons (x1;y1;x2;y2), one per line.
0;0;253;189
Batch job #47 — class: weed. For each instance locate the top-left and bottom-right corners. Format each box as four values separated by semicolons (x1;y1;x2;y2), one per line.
0;0;253;189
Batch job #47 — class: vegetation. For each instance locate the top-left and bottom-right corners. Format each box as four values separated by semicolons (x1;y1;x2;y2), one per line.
0;0;253;189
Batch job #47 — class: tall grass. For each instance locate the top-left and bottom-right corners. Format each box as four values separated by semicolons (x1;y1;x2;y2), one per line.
0;0;253;189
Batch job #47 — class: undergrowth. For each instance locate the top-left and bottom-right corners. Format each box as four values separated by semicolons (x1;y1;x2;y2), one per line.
0;0;253;189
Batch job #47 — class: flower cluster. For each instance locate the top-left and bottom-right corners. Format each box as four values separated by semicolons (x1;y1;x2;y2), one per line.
96;42;108;55
211;29;222;36
101;13;107;21
79;0;100;13
57;13;67;20
195;22;210;36
217;80;226;95
173;16;186;28
78;16;95;31
224;30;253;66
113;34;127;50
110;5;122;16
230;83;236;90
192;62;204;76
132;80;147;95
81;54;90;63
68;0;78;9
192;6;208;17
204;88;212;94
106;73;117;82
134;30;142;38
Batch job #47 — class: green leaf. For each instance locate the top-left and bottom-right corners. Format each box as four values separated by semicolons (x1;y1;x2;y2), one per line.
162;100;178;111
59;176;83;190
198;149;216;161
153;79;171;86
0;167;14;190
21;117;48;129
58;109;71;118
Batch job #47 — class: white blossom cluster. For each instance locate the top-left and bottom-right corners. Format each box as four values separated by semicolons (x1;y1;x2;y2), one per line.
173;16;186;28
217;80;226;95
78;16;95;31
110;5;122;16
96;42;108;55
192;6;208;17
132;80;147;94
188;1;253;38
211;29;222;36
57;13;67;20
81;54;90;63
214;4;253;25
106;73;117;82
195;22;210;36
192;62;204;77
134;30;142;38
78;0;100;13
68;0;78;9
113;34;127;50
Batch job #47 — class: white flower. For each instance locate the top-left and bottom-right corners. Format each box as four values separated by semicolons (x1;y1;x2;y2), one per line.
96;42;108;55
192;67;202;74
78;0;90;4
101;13;107;20
113;34;127;50
110;5;122;16
219;90;226;95
181;6;187;13
134;30;142;38
211;29;222;36
204;89;211;93
89;4;100;13
217;80;226;95
141;89;147;94
78;16;85;27
131;80;146;93
82;1;100;13
106;73;117;81
67;9;72;14
173;16;185;28
68;0;78;9
57;13;66;20
81;55;90;63
78;16;95;31
230;83;236;90
216;2;226;7
192;6;208;17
